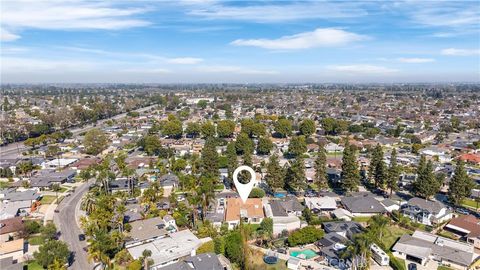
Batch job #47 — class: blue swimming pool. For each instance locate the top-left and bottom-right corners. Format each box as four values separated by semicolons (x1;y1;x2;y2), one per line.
290;249;317;259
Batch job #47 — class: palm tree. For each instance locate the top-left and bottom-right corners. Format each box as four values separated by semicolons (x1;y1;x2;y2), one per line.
142;249;152;270
81;192;97;215
368;214;389;241
352;234;372;270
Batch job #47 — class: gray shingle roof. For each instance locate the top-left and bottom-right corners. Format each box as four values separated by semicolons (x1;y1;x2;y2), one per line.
341;196;385;214
161;253;224;270
407;197;446;214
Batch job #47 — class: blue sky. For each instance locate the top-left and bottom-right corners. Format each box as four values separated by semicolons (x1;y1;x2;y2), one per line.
1;0;479;83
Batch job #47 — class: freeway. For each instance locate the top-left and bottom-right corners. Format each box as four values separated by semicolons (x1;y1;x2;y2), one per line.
0;104;157;158
53;180;93;270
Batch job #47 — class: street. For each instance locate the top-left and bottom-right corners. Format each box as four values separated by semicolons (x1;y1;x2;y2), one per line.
53;180;93;270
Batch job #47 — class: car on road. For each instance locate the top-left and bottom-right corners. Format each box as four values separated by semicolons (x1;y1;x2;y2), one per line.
78;234;86;241
54;209;60;213
456;208;470;215
408;263;417;270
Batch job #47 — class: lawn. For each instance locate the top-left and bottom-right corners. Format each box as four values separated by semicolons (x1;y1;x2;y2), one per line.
27;261;44;270
40;195;57;204
381;225;412;250
352;216;372;223
462;199;479;210
248;249;288;270
438;266;455;270
28;235;45;245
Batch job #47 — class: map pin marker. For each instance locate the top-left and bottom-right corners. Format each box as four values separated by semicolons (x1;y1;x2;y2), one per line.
233;165;256;204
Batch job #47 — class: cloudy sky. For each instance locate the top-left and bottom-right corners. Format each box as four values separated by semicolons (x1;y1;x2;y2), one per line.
1;0;479;83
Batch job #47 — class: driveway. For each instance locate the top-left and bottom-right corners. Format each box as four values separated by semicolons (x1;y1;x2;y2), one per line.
53;180;94;270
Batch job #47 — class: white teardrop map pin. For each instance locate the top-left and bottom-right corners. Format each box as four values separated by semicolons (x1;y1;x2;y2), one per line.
233;165;256;203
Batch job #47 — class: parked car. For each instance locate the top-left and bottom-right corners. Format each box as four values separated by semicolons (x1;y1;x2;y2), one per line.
54;209;60;213
78;234;86;241
408;263;417;270
456;208;470;215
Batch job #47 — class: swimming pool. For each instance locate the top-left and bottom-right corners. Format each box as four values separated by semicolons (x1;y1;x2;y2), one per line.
290;249;318;259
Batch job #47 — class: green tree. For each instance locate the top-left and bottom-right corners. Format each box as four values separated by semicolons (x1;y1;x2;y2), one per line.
314;144;328;191
370;144;387;189
41;222;57;241
217;120;235;138
341;141;360;193
137;135;161;155
186;122;201;138
288;135;307;157
214;237;225;254
299;119;315;137
265;154;285;190
256;136;273;155
414;156;441;199
225;231;244;266
201;121;216;138
448;159;475;206
249;187;265;198
259;217;273;238
197;100;208;109
286;155;306;191
235;132;254;155
287;226;324;246
386;148;401;197
201;139;219;179
83;128;108;155
34;240;70;268
163;119;183;139
274;118;292;138
241;119;266;138
226;142;238;188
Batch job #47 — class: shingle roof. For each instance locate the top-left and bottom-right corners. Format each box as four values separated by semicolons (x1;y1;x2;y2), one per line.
341;196;385;213
161;253;224;270
407;197;445;214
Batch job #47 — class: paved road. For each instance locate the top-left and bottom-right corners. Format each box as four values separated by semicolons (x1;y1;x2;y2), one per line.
0;104;157;158
53;180;93;270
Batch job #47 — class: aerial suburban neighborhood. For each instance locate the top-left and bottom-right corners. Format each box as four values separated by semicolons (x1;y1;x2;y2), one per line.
1;84;480;270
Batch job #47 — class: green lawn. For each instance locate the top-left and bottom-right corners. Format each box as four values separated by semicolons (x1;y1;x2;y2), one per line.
381;226;412;250
437;229;458;240
40;195;57;204
58;186;68;193
352;216;372;223
438;266;455;270
462;198;479;209
27;261;44;270
28;235;45;245
249;249;288;270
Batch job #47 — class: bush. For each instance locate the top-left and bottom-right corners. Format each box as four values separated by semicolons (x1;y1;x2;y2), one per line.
197;241;215;254
24;220;42;235
389;255;406;270
249;188;265;198
287;226;324;246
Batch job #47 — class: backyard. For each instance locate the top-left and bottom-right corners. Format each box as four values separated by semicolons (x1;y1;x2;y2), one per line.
40;195;57;204
380;225;412;250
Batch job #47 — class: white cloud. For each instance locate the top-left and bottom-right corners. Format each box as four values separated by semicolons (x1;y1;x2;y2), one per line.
1;1;151;40
188;2;367;22
1;57;95;72
397;57;435;63
196;65;278;75
231;28;366;50
120;68;171;74
327;64;398;74
441;48;480;56
1;28;20;41
167;57;204;64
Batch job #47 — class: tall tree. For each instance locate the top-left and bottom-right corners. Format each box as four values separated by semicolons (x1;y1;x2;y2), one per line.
83;128;108;155
299;119;316;137
201;139;219;179
274;118;292;138
386;148;401;197
341;141;360;193
287;136;307;157
448;159;475;206
217;120;235;138
314;144;328;191
201;121;216;138
265;154;285;190
414;157;441;199
225;142;237;188
286;155;306;191
256;136;273;155
235;132;254;155
370;144;387;189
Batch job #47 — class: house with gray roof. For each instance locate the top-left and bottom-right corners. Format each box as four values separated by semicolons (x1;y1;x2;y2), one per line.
161;253;225;270
322;221;363;240
402;197;452;226
392;230;478;270
315;232;351;269
340;195;386;216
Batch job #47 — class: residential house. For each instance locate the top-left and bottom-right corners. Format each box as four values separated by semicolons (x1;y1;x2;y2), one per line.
161;253;228;270
263;200;302;236
392;230;477;270
445;215;480;249
304;197;337;212
158;174;179;197
127;229;204;269
125;217;171;248
402;197;452;226
0;217;24;243
340;195;386;216
225;198;264;230
0;239;24;263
